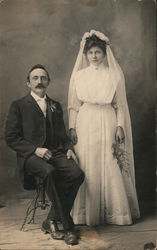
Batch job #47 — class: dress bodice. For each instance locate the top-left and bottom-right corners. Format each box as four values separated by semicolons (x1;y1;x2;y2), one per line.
74;65;115;105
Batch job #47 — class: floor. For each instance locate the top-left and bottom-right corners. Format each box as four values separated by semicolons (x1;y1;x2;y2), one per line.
0;192;156;250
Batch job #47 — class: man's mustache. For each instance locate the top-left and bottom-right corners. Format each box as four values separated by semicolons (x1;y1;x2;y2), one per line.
35;83;45;89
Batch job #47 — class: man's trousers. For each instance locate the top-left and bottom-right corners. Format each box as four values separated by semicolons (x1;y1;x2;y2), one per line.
25;152;84;230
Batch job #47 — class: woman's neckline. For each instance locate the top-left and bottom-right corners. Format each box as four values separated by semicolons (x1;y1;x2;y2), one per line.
89;63;109;71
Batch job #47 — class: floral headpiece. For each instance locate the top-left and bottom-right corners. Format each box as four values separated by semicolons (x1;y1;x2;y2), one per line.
80;30;109;48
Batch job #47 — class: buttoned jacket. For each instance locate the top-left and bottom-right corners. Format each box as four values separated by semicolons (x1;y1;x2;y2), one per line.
5;94;72;189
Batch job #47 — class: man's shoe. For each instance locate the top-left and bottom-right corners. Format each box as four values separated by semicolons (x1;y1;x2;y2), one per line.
41;220;64;240
64;230;78;245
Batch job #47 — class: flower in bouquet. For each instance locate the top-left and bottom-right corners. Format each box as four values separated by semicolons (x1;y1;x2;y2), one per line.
112;142;130;176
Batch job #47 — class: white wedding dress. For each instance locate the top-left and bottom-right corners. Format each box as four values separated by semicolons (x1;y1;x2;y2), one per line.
69;63;140;226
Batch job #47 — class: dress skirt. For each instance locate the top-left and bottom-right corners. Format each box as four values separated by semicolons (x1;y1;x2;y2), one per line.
72;102;140;226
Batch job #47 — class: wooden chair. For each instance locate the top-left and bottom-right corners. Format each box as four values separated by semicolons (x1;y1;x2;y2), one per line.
20;177;49;231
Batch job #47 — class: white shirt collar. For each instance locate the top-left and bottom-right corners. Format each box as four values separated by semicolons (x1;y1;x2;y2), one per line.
31;91;46;102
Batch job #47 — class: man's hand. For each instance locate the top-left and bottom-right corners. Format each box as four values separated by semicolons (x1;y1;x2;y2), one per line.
66;149;78;164
35;147;52;160
115;126;125;144
69;128;78;145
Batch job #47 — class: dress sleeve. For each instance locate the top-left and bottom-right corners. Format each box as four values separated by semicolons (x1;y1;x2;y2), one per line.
68;76;82;129
113;76;127;129
115;91;124;128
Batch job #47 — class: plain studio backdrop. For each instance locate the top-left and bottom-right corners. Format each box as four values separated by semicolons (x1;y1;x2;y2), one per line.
0;0;156;213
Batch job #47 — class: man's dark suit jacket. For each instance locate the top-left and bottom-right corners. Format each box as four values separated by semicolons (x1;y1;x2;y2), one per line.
5;94;72;189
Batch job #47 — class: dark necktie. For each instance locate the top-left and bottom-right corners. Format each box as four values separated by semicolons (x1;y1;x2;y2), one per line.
44;100;54;148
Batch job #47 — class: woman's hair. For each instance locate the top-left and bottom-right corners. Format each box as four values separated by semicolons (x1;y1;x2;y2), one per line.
27;64;50;82
83;34;107;55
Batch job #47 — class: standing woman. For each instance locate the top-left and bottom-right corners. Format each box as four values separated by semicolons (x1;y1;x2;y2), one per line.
68;30;140;226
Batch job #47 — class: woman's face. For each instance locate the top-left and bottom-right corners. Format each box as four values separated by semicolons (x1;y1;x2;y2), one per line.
86;46;105;66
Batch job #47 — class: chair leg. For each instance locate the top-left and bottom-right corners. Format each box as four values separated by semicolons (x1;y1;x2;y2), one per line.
20;179;50;231
20;189;39;231
41;181;46;210
28;188;40;224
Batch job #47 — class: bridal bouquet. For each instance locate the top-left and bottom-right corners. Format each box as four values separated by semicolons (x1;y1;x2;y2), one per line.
112;142;130;176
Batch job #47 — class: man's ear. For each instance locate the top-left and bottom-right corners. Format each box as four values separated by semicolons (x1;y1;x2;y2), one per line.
27;81;30;88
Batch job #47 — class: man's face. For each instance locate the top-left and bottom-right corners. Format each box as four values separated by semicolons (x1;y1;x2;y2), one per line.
27;68;49;97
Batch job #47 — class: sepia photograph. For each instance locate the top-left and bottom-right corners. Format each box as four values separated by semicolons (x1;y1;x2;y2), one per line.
0;0;156;249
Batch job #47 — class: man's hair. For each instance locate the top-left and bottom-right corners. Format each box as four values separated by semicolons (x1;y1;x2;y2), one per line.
27;64;50;82
83;34;106;55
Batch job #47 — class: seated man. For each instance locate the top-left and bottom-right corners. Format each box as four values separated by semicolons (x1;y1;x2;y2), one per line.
5;64;84;245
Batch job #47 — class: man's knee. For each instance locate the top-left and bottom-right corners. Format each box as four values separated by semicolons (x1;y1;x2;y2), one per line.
78;168;85;184
72;163;85;184
25;155;55;179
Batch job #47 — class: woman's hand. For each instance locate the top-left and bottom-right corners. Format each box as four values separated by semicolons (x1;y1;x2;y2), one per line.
115;126;125;144
69;128;78;145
